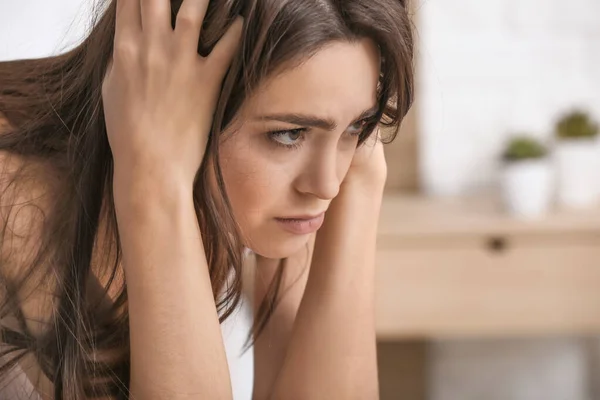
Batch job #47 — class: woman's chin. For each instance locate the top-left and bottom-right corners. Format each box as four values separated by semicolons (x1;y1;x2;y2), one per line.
245;233;311;260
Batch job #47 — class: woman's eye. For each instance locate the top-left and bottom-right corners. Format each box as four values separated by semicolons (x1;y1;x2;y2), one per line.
268;128;306;149
348;119;369;136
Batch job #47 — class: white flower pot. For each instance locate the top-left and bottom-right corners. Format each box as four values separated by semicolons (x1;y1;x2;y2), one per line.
555;139;600;208
502;159;553;219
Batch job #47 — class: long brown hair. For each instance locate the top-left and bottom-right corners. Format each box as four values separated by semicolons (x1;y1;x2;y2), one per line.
0;0;414;398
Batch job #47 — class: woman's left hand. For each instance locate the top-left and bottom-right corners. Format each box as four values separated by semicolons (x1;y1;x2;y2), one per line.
314;127;387;247
342;128;387;195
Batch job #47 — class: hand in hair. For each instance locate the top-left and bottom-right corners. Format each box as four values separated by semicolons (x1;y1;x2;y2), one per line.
102;0;243;190
100;1;243;399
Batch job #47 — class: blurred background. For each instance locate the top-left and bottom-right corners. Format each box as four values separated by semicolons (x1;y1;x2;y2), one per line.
380;1;600;399
2;1;600;399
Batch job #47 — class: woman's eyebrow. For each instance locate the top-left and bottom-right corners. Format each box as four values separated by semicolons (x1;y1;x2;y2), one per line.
254;105;379;131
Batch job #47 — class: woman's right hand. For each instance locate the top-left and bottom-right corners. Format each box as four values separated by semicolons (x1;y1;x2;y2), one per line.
102;0;242;189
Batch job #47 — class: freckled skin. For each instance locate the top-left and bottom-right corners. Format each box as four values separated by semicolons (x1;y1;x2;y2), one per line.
216;39;380;258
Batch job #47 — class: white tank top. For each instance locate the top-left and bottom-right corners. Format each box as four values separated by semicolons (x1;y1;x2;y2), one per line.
221;292;255;400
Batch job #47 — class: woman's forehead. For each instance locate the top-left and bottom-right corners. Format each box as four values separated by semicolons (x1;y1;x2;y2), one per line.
242;40;380;122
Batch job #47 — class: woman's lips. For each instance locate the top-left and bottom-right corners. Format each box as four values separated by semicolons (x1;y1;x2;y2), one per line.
275;213;325;235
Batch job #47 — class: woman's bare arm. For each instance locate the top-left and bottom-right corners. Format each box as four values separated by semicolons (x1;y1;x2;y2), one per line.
251;236;312;400
102;1;242;398
252;140;384;399
269;139;386;399
113;174;232;399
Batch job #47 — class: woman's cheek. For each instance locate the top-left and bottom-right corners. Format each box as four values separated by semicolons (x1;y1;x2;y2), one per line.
221;148;272;224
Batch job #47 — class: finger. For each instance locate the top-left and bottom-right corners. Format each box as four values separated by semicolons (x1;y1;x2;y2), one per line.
372;126;383;143
373;127;383;144
174;0;210;51
359;129;378;149
208;17;244;76
115;0;142;42
140;0;172;34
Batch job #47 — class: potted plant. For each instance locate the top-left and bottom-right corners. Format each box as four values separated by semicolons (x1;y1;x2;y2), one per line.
501;136;553;218
554;110;599;208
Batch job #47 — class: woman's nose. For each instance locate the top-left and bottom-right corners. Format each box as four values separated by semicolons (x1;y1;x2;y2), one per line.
295;149;343;200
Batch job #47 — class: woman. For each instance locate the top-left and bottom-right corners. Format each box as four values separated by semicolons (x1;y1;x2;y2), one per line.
0;0;414;398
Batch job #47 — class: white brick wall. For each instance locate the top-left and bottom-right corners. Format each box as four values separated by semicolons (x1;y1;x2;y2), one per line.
418;3;600;398
418;0;600;196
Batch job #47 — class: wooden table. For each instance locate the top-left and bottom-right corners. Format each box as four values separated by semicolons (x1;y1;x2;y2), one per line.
375;193;600;399
376;192;600;339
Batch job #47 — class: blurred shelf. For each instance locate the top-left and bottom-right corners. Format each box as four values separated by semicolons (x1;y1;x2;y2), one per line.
378;192;600;245
375;192;600;340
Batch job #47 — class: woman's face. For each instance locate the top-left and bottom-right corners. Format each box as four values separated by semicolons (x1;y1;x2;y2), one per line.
220;39;380;259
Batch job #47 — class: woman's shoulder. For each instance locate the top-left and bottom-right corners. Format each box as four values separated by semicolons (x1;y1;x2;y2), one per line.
0;143;48;276
0;114;59;338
